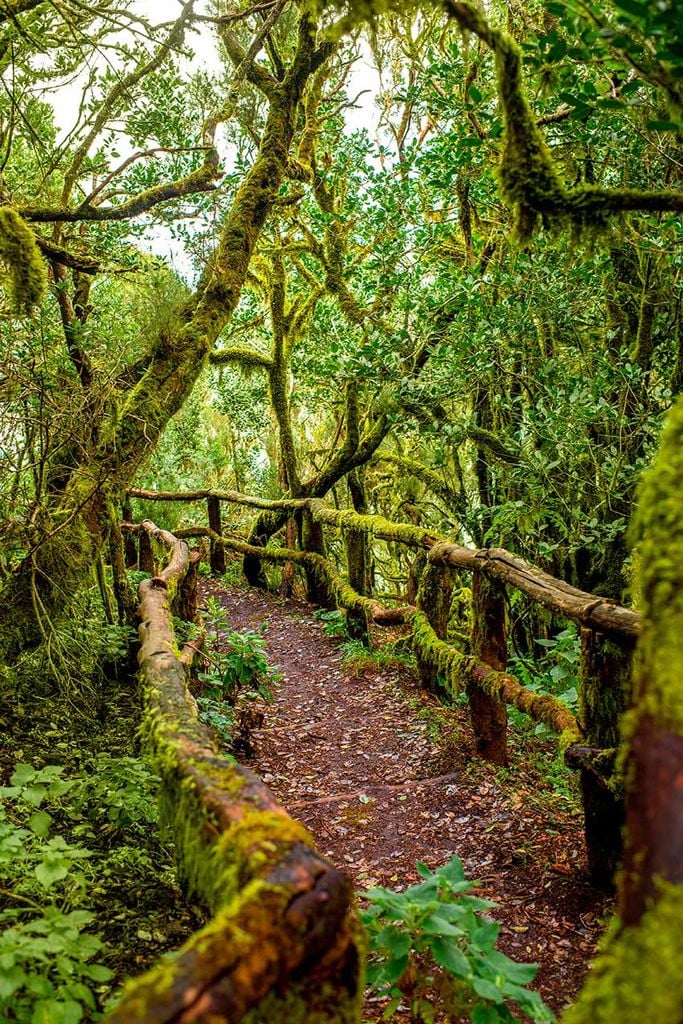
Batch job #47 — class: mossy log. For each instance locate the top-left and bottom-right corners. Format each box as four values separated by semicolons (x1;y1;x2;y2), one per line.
410;609;580;744
104;521;363;1024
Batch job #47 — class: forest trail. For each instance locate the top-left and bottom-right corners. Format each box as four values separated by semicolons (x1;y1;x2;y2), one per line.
200;579;611;1016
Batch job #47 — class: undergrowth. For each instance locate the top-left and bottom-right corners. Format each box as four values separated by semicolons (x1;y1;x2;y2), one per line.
0;586;201;1022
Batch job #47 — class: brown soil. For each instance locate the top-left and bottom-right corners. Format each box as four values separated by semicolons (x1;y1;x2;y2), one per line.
201;579;613;1020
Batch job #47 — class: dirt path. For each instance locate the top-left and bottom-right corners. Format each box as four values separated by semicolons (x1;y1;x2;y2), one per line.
201;580;612;1017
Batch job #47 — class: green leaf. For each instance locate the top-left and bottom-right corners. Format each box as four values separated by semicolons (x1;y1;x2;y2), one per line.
472;976;505;1003
32;999;83;1024
10;764;37;787
486;948;538;984
22;785;47;807
81;963;113;982
369;954;410;988
430;937;471;978
422;912;466;937
0;964;26;999
25;975;54;996
35;859;70;887
28;811;53;838
435;856;466;884
503;982;555;1021
372;927;411;958
472;1006;506;1024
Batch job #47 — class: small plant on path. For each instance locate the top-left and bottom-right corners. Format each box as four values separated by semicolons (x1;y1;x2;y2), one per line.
196;597;281;747
361;855;554;1024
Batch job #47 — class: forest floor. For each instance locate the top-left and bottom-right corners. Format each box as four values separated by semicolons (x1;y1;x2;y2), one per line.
202;578;613;1021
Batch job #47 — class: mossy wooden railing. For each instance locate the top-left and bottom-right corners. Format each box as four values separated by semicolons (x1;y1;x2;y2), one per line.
106;519;362;1024
128;488;639;886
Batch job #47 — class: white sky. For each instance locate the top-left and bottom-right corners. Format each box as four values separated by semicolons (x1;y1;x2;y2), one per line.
46;1;380;278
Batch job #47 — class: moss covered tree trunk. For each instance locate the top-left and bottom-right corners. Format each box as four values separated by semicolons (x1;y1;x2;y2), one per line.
345;470;370;643
0;12;332;664
207;495;226;576
562;395;683;1023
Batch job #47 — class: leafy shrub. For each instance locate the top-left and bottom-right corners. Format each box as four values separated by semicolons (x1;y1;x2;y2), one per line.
195;598;280;747
361;856;554;1024
510;626;580;725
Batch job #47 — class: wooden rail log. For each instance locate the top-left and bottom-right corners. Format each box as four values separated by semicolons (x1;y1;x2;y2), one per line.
129;485;308;511
105;521;362;1024
410;609;581;743
128;488;640;639
429;542;639;640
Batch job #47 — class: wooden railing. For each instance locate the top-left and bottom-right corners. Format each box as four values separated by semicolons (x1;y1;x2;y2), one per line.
127;487;639;886
104;520;362;1024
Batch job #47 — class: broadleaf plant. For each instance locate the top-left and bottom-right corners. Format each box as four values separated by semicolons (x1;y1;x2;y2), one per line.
360;856;554;1024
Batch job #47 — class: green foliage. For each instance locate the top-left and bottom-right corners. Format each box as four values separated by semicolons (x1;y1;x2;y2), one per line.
315;608;349;638
360;856;554;1023
341;638;414;673
0;736;183;1024
510;626;581;729
0;765;113;1023
67;756;158;838
0;906;112;1024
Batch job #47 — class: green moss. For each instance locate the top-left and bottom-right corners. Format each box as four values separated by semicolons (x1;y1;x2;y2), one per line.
307;0;419;38
309;501;437;549
562;883;683;1024
0;207;47;312
630;394;683;733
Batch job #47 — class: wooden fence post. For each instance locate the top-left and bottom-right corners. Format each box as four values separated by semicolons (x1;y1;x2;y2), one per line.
576;628;633;885
345;526;370;644
139;528;155;575
302;510;336;609
280;517;298;598
416;562;455;692
207;495;226;575
469;571;509;766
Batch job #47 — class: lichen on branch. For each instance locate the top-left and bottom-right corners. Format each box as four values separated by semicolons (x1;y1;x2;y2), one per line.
0;207;47;312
